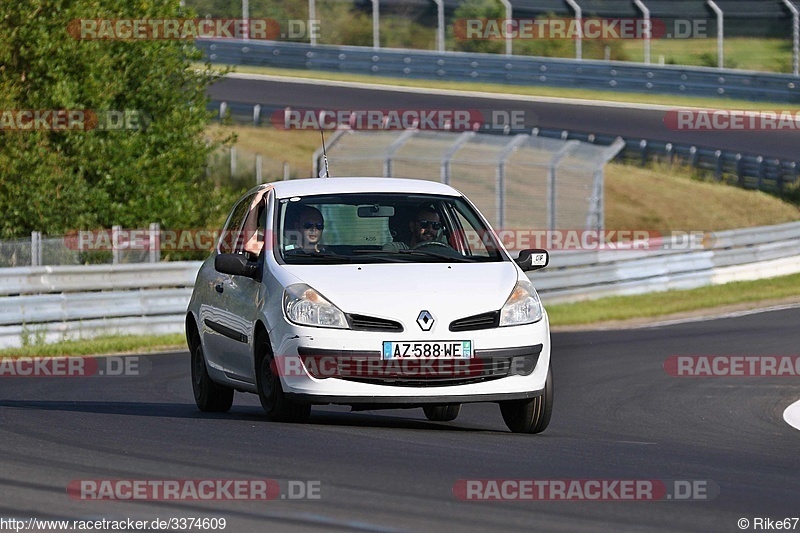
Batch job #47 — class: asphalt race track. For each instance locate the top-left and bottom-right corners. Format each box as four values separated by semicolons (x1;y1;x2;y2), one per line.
208;76;800;161
1;308;798;532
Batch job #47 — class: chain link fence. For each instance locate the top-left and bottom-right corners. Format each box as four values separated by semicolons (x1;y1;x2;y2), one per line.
0;227;160;268
315;129;624;231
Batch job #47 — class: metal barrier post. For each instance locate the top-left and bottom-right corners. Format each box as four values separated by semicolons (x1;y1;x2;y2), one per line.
309;0;317;46
112;225;121;264
440;131;475;184
31;231;41;267
547;140;580;232
499;0;513;56
433;0;444;52
371;0;380;50
496;134;530;228
565;0;582;60
707;0;724;68
149;223;160;263
633;0;651;64
383;129;418;177
782;0;799;75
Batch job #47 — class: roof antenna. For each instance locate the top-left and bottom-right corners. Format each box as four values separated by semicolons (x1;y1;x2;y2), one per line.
318;116;330;178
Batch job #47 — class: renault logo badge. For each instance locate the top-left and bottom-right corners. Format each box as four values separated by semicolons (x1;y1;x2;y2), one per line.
417;310;434;331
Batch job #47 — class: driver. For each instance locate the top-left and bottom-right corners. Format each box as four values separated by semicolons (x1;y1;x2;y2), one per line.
383;204;443;251
410;206;442;246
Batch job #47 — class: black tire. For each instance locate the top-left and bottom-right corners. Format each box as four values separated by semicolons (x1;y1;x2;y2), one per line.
191;342;234;412
255;332;311;423
500;366;553;434
423;404;461;422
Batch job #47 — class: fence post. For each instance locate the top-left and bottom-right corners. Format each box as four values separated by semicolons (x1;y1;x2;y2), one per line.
149;223;160;263
714;150;723;181
283;161;290;180
31;231;41;267
253;104;261;126
707;0;724;68
735;153;744;186
112;225;121;264
639;139;648;166
230;146;237;178
309;0;317;46
371;0;380;50
548;140;580;232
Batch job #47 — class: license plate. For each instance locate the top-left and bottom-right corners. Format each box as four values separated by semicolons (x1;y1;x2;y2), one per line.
382;341;472;360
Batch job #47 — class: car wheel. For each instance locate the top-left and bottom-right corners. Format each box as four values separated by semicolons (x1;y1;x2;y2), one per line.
500;366;553;434
423;404;461;422
255;332;311;423
191;342;234;412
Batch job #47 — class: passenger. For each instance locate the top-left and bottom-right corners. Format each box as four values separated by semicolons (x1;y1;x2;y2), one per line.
285;205;325;253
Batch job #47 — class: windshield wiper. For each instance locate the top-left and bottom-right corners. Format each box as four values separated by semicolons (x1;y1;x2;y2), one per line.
284;250;351;263
354;249;474;262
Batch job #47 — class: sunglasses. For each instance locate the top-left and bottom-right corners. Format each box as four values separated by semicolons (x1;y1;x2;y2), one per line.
303;221;324;230
417;220;442;230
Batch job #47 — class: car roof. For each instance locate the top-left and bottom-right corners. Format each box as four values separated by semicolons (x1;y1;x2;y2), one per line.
251;177;462;198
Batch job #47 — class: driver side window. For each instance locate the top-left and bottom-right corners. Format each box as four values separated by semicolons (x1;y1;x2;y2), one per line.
217;192;257;255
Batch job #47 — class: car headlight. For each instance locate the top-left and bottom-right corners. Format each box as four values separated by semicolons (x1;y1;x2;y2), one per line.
499;279;543;326
283;284;348;329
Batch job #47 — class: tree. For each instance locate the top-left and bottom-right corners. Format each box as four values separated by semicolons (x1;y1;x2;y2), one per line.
0;0;233;239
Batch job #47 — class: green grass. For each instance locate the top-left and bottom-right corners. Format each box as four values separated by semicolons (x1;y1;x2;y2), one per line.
620;38;793;73
0;334;185;358
207;61;800;111
545;272;800;326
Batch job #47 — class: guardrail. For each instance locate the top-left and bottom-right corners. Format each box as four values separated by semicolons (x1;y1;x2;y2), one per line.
196;39;800;103
0;262;201;349
1;222;800;348
533;221;800;302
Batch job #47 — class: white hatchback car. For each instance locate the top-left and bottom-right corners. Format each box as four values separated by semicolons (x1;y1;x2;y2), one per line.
186;177;552;433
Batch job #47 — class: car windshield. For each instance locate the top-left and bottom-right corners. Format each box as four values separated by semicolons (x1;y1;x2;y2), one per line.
277;193;506;265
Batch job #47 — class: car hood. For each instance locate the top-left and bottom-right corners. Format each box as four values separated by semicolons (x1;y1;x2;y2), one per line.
280;262;521;331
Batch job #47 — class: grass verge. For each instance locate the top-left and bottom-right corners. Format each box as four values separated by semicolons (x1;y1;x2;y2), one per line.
545;272;800;326
0;334;185;358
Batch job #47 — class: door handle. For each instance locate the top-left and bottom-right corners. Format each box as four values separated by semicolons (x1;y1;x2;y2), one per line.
215;284;224;294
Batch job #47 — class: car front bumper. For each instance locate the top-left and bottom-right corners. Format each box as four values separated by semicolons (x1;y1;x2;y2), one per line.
271;315;551;405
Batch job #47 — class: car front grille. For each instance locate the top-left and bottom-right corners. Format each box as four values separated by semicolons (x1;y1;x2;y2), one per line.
348;314;404;332
333;345;543;387
449;311;499;332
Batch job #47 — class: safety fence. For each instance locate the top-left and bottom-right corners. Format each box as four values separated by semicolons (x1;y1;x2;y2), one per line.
212;99;800;196
1;221;799;348
312;128;624;231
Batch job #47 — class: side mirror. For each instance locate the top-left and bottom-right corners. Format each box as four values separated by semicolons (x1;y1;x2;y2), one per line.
515;249;549;272
215;253;259;279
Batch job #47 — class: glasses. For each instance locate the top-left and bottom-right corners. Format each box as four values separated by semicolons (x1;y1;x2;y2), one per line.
303;221;324;230
417;220;442;230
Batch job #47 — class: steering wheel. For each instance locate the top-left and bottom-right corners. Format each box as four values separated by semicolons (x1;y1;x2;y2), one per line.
412;241;450;250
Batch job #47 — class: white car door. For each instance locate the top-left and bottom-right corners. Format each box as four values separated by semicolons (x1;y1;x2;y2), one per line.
200;191;257;378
